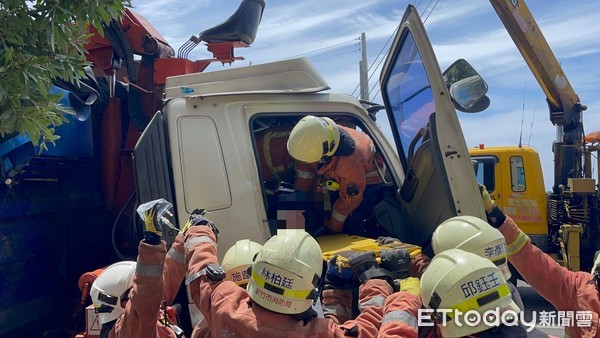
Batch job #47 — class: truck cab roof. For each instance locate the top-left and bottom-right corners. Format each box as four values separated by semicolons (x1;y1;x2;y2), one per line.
164;58;331;99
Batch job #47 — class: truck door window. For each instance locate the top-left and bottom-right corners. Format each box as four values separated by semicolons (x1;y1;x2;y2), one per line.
475;162;496;192
510;156;526;192
383;31;434;163
471;156;497;192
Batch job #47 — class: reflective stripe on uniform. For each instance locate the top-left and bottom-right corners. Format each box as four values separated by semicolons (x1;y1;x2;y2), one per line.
359;295;385;311
263;131;292;181
137;263;164;277
507;231;529;256
296;169;314;179
332;209;348;223
322;303;351;319
167;247;185;265
184;236;216;252
382;310;418;329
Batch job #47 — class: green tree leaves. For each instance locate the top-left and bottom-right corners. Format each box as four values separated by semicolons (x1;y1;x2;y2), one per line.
0;0;130;150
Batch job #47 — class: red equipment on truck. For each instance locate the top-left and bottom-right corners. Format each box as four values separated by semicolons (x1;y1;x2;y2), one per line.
86;0;265;256
0;1;263;337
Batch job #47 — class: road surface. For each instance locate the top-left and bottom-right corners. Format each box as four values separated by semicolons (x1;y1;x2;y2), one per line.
518;281;565;337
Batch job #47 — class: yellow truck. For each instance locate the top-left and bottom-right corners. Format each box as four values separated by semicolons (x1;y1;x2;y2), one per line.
469;0;599;273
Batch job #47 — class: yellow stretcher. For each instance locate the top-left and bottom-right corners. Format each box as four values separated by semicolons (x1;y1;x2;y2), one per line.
316;233;422;267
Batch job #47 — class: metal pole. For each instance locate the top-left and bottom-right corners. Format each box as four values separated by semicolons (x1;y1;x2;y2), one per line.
359;32;369;102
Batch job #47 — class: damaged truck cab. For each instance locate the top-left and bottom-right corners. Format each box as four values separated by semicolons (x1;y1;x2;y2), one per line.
134;5;486;264
131;4;493;329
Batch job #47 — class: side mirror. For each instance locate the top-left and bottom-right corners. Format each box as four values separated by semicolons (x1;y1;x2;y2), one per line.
443;59;490;113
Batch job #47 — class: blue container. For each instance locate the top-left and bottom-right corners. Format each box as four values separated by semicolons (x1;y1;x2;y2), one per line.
43;86;94;158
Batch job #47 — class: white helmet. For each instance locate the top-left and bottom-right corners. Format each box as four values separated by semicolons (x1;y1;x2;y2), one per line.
222;239;263;286
287;115;340;163
421;249;520;338
432;215;511;281
247;230;323;314
592;250;600;274
90;261;136;325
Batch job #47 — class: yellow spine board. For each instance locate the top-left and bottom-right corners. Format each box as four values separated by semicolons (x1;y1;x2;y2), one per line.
317;234;422;267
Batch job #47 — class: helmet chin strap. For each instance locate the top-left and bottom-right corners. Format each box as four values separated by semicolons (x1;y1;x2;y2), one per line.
325;123;336;155
318;117;337;157
318;156;332;165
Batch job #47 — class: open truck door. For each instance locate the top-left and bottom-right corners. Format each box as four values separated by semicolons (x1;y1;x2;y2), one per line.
379;5;486;251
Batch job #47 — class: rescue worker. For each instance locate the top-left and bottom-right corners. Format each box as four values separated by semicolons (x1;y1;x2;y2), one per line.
481;185;600;338
183;211;397;337
420;249;535;337
91;204;184;337
90;261;137;336
431;215;525;311
192;239;263;338
287;115;384;236
255;124;328;235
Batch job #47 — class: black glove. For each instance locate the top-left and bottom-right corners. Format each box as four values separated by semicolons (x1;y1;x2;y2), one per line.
348;251;394;287
486;204;507;229
380;249;410;279
376;236;401;245
323;255;355;289
380;249;411;292
183;208;219;241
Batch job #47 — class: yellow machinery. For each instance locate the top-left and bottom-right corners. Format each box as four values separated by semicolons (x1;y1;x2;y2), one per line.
469;0;599;272
470;145;547;237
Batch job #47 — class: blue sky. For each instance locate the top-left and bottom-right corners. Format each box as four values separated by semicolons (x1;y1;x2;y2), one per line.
132;0;600;190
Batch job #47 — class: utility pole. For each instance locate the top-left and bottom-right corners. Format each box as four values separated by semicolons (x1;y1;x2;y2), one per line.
359;32;369;104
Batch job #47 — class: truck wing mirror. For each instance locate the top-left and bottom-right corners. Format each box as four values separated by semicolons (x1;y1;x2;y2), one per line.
443;59;490;113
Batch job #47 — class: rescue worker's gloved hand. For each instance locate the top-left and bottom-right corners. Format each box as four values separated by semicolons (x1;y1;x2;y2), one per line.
380;249;410;279
182;208;219;240
399;277;421;297
143;205;163;245
348;251;394;288
479;184;506;228
376;236;401;245
323;255;354;289
479;184;495;212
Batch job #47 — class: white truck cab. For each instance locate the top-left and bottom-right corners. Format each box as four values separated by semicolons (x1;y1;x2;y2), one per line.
133;5;487;326
133;5;487;258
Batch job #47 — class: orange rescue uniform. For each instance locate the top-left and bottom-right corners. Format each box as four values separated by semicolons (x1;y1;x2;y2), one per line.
184;226;392;337
377;291;421;338
295;126;383;232
106;240;179;338
163;233;187;305
499;215;600;338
